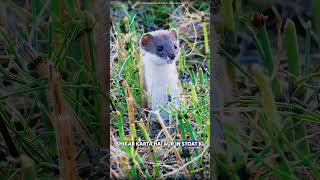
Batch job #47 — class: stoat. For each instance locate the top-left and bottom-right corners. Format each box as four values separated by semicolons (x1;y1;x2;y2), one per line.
139;29;180;120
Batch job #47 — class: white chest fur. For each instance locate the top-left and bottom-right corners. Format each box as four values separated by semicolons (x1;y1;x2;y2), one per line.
141;51;180;112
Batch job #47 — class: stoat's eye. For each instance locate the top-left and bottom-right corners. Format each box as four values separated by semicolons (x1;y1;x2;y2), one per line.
157;45;163;51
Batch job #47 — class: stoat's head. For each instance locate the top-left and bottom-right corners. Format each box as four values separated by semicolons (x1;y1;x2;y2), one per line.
140;29;180;65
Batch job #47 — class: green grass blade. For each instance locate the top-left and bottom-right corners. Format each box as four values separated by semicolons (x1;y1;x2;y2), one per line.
284;18;310;157
304;21;311;77
220;0;235;32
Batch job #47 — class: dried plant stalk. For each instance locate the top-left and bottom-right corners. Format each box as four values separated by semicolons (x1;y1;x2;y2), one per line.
10;34;79;179
121;79;139;179
93;0;108;148
139;64;148;110
48;66;78;180
121;79;137;141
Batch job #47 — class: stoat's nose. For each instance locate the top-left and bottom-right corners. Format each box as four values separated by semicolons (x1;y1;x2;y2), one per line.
168;53;176;60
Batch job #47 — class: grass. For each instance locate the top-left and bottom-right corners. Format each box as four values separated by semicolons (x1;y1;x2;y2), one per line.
0;0;108;179
110;1;210;179
213;2;320;179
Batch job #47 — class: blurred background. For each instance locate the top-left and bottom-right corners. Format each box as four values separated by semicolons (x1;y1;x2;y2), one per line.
212;0;320;179
0;0;108;179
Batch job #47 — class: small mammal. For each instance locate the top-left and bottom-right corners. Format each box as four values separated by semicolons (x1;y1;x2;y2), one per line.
139;29;180;121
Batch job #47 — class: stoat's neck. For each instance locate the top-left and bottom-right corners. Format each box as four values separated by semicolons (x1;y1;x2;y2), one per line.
140;50;178;79
141;57;177;81
141;52;179;110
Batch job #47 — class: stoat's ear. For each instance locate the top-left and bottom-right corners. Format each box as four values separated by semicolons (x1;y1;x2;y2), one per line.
169;29;178;41
140;33;153;47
